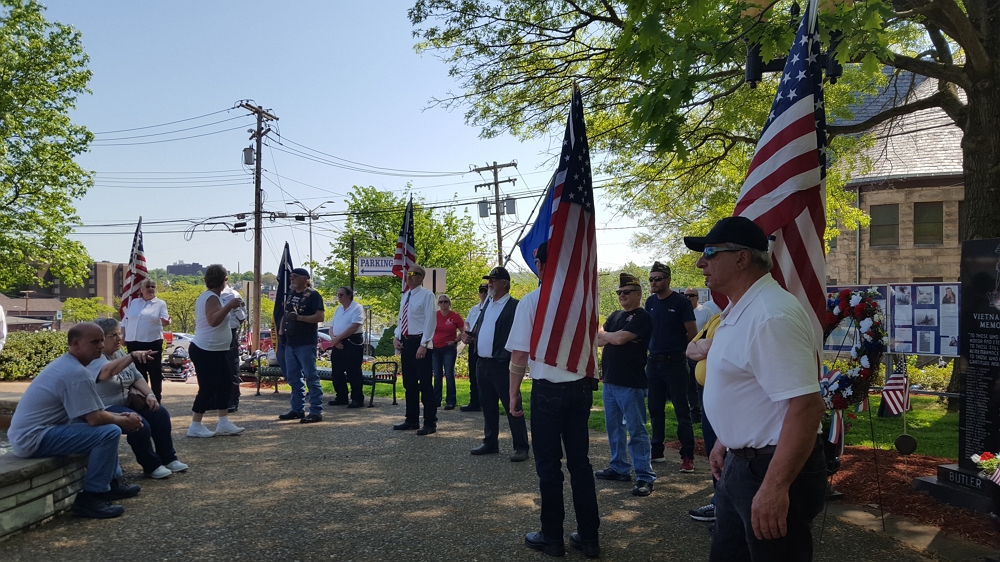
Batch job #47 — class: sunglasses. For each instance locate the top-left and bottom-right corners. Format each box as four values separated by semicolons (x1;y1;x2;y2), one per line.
478;287;488;293
685;294;699;298
438;300;450;304
702;247;742;260
406;271;424;277
616;289;637;296
648;276;666;283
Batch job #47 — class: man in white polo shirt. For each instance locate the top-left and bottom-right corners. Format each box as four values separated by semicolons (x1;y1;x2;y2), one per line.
684;217;826;562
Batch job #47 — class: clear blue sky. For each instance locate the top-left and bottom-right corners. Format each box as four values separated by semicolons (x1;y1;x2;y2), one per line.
42;0;649;275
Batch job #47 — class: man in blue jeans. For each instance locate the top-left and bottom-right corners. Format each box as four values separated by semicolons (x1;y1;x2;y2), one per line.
596;273;655;496
645;262;697;471
8;323;146;519
277;268;326;424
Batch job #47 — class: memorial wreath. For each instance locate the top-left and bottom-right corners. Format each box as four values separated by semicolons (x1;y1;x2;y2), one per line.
821;288;887;411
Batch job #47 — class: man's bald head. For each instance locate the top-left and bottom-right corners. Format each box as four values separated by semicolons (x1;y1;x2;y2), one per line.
67;322;106;365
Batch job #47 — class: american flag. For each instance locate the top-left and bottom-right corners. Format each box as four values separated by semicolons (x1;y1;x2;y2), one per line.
273;242;293;329
392;196;415;292
882;355;911;415
528;85;598;377
120;217;148;321
733;0;827;348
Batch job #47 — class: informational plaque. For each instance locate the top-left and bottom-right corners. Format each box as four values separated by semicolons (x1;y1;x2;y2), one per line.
958;239;1000;471
887;282;961;357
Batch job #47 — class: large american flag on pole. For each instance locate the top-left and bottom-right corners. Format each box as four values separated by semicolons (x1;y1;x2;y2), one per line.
392;196;415;292
120;217;148;320
733;0;827;348
528;85;598;377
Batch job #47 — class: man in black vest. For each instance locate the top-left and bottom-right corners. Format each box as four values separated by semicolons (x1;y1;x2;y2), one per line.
469;266;530;462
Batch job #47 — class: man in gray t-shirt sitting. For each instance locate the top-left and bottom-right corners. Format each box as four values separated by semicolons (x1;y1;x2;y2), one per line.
8;323;149;519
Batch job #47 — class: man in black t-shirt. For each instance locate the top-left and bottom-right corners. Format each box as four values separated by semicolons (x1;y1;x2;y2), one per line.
277;268;326;424
597;273;656;496
645;261;698;471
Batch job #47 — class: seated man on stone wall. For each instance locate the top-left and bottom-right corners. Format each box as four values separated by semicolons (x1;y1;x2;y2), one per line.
7;323;151;519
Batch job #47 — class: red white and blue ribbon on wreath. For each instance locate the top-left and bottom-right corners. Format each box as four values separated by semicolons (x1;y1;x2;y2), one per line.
821;366;846;451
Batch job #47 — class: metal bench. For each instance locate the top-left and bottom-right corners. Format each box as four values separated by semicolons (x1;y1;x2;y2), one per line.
255;355;283;396
317;362;398;407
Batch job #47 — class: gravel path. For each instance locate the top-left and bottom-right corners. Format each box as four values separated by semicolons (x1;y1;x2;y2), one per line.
2;382;938;561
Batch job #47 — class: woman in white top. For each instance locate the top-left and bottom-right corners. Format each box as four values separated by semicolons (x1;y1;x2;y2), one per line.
328;286;366;407
123;279;170;401
91;317;188;479
186;264;245;438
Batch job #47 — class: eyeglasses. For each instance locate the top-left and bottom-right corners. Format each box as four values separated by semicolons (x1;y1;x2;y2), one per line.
648;276;666;283
702;247;742;260
406;271;424;277
615;289;637;296
438;300;450;304
478;287;488;293
685;294;699;298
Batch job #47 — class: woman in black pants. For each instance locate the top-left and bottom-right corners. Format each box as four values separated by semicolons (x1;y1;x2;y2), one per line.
123;279;170;401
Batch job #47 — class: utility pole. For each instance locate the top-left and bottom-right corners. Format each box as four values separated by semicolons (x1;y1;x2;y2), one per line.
239;102;278;352
471;161;517;265
288;200;334;273
349;236;356;290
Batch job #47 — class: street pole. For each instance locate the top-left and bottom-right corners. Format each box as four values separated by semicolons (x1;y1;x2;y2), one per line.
471;160;517;265
288;200;334;275
349;236;356;290
238;102;278;352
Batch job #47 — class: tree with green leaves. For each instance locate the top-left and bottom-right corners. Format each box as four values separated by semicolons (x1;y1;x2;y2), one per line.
316;186;491;320
157;282;202;333
61;297;116;323
1;0;94;290
409;0;998;255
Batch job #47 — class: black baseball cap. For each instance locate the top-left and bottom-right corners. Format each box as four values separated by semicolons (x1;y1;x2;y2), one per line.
291;267;310;278
483;266;511;281
683;217;769;252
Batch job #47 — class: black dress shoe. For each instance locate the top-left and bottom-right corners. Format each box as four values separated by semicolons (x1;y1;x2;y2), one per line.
416;425;436;435
393;421;419;430
443;404;455;410
459;404;481;412
278;411;305;420
101;478;141;500
347;401;364;408
470;443;500;455
300;414;323;423
594;467;631;481
524;531;565;556
71;492;124;519
328;399;349;406
569;532;600;558
509;449;529;462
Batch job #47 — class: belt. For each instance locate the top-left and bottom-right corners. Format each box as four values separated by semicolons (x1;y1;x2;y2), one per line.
728;445;777;459
648;353;683;361
532;377;592;387
403;334;423;340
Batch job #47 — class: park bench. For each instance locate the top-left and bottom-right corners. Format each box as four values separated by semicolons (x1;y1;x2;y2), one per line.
254;359;399;407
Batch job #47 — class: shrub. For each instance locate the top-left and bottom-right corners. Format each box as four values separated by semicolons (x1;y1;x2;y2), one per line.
374;326;396;357
909;361;952;391
0;331;69;381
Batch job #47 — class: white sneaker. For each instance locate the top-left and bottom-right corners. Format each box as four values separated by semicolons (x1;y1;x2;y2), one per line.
215;419;244;436
145;465;172;479
165;460;189;473
186;423;216;438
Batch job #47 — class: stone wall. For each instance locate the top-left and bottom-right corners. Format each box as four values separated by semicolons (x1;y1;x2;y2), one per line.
827;182;963;284
0;454;86;541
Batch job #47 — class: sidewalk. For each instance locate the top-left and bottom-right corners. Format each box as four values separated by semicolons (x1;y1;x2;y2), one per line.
0;380;994;561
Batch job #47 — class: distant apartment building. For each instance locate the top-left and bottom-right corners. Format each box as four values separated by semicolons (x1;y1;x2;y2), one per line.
28;261;126;309
166;261;204;276
826;72;963;285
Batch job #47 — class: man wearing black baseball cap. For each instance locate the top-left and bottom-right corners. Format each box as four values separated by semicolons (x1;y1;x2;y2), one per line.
683;216;826;560
459;282;490;412
277;268;326;424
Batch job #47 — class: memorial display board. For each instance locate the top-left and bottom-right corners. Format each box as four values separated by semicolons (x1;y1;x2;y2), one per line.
887;282;961;357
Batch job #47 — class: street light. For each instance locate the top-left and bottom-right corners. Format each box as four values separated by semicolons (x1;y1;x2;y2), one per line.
287;200;335;272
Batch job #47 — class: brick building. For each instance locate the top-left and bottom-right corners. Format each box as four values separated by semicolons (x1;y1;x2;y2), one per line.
827;72;963;285
27;261;126;309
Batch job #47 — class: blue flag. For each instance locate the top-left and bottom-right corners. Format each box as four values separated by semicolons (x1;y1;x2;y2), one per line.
518;174;555;276
273;242;293;328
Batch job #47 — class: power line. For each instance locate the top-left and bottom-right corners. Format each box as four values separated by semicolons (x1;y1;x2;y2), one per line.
92;115;251;141
265;142;466;178
89;124;252;146
91;108;233;134
274;135;467;176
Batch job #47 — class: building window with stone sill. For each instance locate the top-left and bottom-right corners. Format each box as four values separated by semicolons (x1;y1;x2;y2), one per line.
913;201;943;245
870;204;898;247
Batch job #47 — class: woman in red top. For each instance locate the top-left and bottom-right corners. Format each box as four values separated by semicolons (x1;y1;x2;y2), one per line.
432;294;464;410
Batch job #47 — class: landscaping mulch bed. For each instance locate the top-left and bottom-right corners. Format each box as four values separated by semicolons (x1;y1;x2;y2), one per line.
832;446;1000;549
669;439;1000;548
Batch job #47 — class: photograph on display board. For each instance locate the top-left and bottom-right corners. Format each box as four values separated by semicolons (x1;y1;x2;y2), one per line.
942;285;958;304
895;286;912;305
941;336;958;355
918;331;934;354
894;341;912;353
915;309;938;326
917;286;935;305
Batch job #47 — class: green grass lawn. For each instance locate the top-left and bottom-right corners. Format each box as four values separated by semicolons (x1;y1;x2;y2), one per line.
288;378;957;460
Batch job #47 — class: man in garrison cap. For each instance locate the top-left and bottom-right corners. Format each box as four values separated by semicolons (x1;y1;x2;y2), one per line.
596;273;656;497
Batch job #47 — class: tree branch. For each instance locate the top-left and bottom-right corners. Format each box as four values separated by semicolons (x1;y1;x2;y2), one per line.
886;53;971;90
827;90;958;137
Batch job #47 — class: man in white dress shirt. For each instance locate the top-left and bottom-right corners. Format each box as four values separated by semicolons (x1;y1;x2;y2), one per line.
459;283;489;412
392;264;438;435
220;284;247;412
